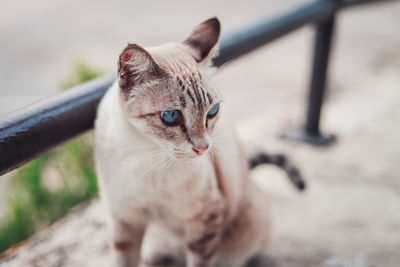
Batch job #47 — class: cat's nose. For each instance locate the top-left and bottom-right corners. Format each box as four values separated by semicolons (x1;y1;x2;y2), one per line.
192;145;209;155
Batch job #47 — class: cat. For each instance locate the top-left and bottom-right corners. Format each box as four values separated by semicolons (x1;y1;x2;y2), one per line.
95;17;304;267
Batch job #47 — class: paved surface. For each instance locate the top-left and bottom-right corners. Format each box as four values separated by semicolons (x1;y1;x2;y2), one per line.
1;0;400;266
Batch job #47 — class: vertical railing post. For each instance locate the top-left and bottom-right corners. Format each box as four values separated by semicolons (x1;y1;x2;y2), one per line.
305;13;335;139
282;2;336;146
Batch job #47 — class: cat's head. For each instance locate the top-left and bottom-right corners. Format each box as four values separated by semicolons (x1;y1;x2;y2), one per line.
118;18;222;159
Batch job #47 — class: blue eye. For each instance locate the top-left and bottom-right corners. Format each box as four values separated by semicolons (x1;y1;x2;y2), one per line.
207;103;219;118
161;110;182;125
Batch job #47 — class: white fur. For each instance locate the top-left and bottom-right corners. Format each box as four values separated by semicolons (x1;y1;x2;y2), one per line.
95;18;271;266
95;82;266;267
96;82;242;221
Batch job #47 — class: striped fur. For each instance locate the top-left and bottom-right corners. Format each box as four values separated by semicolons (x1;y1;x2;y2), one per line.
249;153;305;191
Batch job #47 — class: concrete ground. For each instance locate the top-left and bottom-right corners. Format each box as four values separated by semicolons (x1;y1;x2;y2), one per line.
1;0;400;267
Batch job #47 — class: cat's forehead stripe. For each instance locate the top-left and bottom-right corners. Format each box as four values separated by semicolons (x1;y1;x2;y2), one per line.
191;79;203;105
206;92;212;104
193;77;209;105
200;87;207;105
179;95;186;108
176;74;212;107
186;86;196;104
168;59;214;107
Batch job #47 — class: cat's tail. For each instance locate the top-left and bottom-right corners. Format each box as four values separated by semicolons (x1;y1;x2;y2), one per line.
249;152;306;191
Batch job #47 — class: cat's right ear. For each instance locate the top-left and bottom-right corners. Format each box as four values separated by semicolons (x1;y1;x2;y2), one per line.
184;17;221;64
118;43;163;91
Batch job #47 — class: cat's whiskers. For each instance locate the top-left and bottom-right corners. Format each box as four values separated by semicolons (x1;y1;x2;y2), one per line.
112;149;170;182
211;131;238;154
114;145;162;155
136;155;170;184
113;154;165;181
140;150;170;160
210;137;224;145
155;157;175;187
211;144;239;158
115;146;168;161
208;146;220;160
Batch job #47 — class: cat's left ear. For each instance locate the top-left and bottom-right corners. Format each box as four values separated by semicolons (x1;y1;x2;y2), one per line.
118;43;164;92
184;17;220;64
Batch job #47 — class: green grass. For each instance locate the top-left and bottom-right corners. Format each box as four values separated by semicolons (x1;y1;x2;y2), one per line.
60;61;103;90
0;61;102;253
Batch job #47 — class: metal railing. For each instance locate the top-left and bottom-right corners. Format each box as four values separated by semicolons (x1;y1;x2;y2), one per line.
0;0;394;176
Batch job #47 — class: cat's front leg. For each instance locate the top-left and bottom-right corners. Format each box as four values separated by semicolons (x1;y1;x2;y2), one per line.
184;210;224;267
111;215;145;267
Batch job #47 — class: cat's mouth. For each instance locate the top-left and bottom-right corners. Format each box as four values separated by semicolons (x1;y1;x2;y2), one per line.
173;150;206;160
174;152;198;159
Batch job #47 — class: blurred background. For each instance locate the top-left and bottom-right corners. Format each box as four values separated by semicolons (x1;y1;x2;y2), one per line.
0;0;313;115
0;0;400;266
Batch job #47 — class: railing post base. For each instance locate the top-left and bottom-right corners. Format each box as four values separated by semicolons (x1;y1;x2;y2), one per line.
280;129;336;146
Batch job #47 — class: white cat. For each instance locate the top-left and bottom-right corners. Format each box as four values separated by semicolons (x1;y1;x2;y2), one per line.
95;17;303;267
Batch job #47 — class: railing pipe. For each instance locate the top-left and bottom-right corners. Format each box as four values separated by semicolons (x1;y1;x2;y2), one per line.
0;75;115;175
214;0;336;66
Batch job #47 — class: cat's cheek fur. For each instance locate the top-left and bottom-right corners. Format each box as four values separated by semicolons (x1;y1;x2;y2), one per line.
120;94;160;118
207;116;219;132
